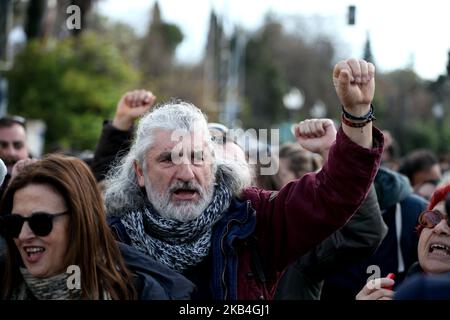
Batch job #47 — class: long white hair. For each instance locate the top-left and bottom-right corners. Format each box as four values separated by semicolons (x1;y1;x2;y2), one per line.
104;100;251;217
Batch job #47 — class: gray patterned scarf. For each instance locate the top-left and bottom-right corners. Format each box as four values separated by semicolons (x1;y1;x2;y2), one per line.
120;170;233;272
11;268;81;300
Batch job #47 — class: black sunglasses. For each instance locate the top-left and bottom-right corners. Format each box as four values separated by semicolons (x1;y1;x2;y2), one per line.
418;210;449;229
0;211;69;238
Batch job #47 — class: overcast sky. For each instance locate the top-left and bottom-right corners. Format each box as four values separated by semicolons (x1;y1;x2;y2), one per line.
97;0;450;81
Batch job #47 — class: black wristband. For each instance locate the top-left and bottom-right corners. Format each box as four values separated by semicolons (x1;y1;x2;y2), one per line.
342;104;374;121
341;113;372;128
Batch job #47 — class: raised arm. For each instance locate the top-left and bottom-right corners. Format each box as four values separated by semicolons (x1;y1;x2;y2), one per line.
295;118;337;162
333;59;375;149
112;90;156;131
243;59;384;278
90;90;156;181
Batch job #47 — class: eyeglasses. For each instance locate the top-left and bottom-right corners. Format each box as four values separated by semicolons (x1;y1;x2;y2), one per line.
0;211;69;238
208;123;229;135
418;210;448;229
208;123;229;144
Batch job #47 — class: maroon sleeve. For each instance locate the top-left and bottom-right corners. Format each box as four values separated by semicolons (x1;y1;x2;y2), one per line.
242;126;384;275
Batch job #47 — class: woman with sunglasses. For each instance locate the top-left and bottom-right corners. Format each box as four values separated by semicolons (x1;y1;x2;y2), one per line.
0;154;194;300
356;184;450;300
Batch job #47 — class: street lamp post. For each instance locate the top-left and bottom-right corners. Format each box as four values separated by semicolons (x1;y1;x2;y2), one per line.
280;87;305;143
283;87;304;120
432;102;445;152
310;100;327;118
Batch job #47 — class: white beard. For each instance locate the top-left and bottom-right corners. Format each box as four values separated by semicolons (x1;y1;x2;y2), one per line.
143;176;215;222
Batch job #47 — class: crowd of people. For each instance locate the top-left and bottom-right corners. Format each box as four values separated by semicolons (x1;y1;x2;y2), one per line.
0;58;449;300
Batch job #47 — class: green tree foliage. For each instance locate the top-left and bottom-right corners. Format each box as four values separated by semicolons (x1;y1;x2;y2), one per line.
139;2;183;79
407;121;439;152
89;13;141;66
401;105;450;156
243;20;288;129
7;31;138;151
160;23;183;53
273;33;337;120
242;16;338;130
375;69;434;155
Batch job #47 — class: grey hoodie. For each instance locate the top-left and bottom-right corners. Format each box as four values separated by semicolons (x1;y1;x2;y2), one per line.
375;166;413;211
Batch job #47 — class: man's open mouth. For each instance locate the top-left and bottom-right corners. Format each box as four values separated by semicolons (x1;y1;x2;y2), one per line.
172;188;199;200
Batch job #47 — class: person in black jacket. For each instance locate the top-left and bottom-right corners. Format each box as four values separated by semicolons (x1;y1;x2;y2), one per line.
0;154;193;299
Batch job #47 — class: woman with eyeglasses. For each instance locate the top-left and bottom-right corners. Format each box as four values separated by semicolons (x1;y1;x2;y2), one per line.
356;184;450;300
0;154;194;300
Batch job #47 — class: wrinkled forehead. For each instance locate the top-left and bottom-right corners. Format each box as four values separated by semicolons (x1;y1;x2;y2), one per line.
151;129;211;153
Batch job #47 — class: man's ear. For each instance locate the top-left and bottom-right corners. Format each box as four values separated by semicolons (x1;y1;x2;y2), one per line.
133;160;145;187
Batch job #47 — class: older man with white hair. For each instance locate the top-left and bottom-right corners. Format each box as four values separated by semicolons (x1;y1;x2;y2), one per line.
104;58;384;300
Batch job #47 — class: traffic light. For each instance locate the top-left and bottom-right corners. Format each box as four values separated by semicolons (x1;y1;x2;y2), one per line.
348;5;356;25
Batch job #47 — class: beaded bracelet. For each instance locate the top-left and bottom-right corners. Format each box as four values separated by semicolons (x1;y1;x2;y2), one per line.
341;113;375;132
